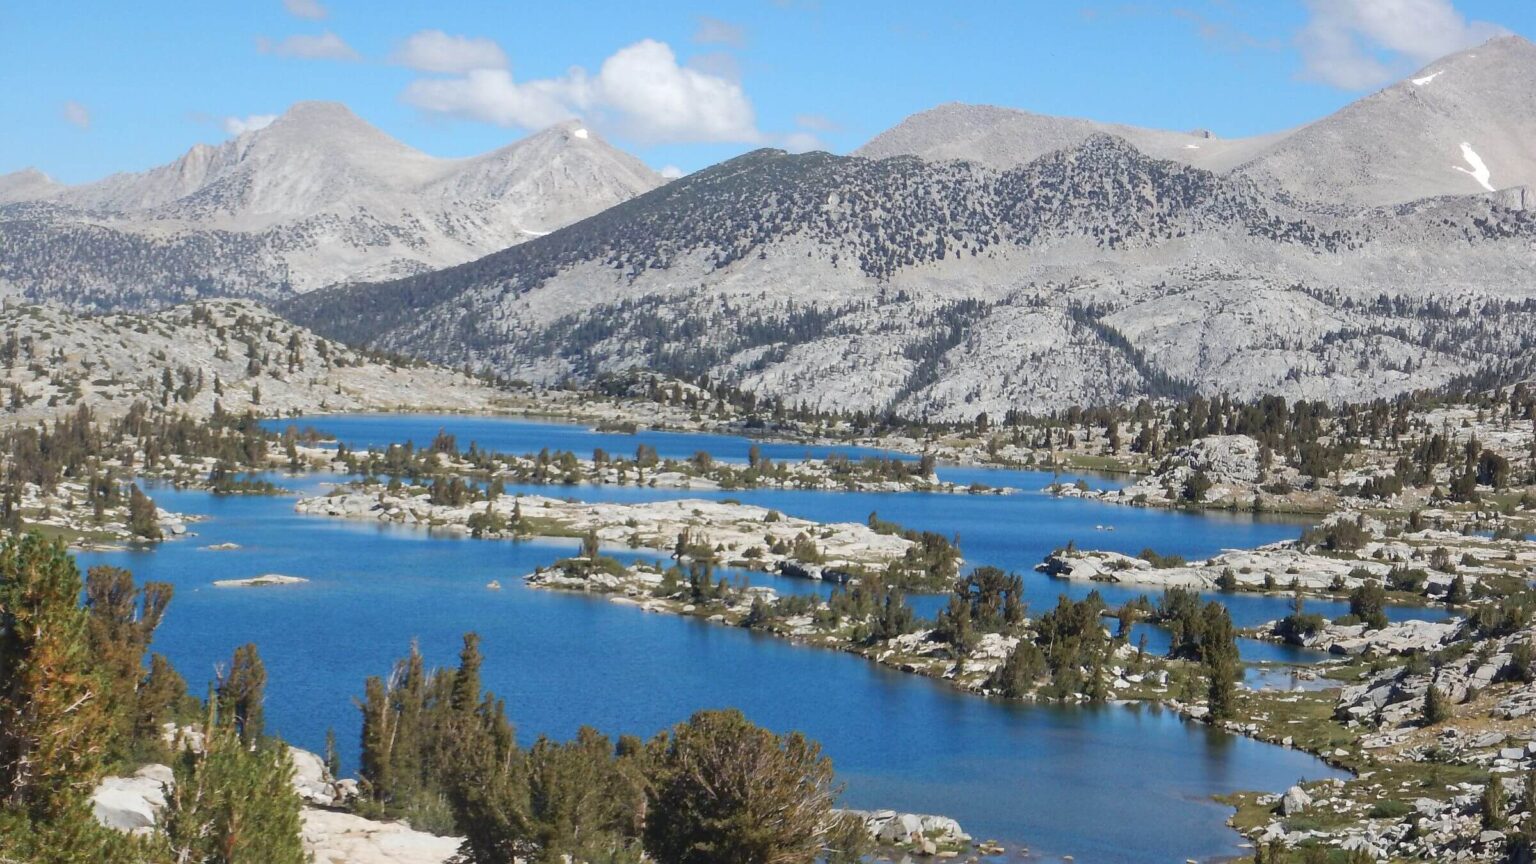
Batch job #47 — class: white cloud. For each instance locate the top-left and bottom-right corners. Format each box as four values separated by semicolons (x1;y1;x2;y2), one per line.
223;114;277;135
659;164;685;179
256;31;360;61
693;16;747;47
403;68;585;129
62;101;91;130
401;38;760;144
1297;0;1505;89
596;40;757;142
282;0;327;20
392;30;508;74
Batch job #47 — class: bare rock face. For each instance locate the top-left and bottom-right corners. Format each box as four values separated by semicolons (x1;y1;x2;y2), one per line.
0;102;662;308
839;808;971;849
90;764;173;833
88;749;449;862
1171;435;1262;485
285;49;1536;419
1237;36;1536;207
1297;618;1462;657
1338;627;1532;729
0;299;508;424
858;37;1536;208
1280;785;1312;816
303;810;461;864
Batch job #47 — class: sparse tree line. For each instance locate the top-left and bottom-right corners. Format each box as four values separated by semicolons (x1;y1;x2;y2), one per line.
0;533;873;864
0;533;304;863
703;549;1243;719
335;432;955;496
578;369;1536;499
0;402;301;539
354;634;863;864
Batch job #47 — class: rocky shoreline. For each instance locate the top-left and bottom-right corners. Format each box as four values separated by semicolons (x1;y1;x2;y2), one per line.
296;485;960;590
12;477;196;550
1037;512;1534;605
524;557;1191;707
90;746;981;863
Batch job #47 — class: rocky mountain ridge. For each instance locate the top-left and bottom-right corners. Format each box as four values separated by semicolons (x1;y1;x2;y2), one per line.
0;102;662;308
283;114;1536;419
0;299;509;425
857;36;1536;209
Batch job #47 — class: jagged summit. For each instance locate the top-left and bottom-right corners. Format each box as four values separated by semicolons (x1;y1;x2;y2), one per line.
1;100;664;300
281;35;1536;420
859;35;1536;207
855;102;1279;175
1235;34;1536;206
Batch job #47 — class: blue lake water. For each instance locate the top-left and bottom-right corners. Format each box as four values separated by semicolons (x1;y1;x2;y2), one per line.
74;415;1443;863
266;413;913;468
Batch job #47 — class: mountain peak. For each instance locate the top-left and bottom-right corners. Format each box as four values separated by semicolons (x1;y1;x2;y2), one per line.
1401;32;1536;84
0;167;61;204
1480;33;1536;55
545;118;593;137
256;101;402;150
273;100;364;125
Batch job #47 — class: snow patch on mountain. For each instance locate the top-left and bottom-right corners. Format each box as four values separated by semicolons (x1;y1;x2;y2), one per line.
860;36;1536;208
1455;142;1496;191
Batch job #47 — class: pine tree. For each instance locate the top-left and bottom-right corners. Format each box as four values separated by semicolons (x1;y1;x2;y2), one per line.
164;699;305;864
1349;579;1389;630
324;728;341;780
451;633;483;715
1200;602;1240;722
135;653;188;753
644;709;839;864
83;565;173;763
988;639;1046;698
218;643;267;745
518;728;646;861
1424;680;1450;725
0;534;112;823
1483;776;1508;829
1446;574;1470;606
127;484;162;540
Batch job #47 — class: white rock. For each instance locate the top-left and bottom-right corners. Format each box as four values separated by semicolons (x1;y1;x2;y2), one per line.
1281;785;1312;816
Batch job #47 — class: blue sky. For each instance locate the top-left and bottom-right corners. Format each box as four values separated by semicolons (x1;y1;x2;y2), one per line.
3;0;1533;184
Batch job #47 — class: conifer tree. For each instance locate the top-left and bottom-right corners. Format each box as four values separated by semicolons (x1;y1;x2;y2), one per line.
1424;680;1450;725
83;565;173;763
1483;776;1508;830
324;728;341;779
452;633;483;715
1203;602;1240;716
218;644;267;745
644;709;839;864
1447;574;1470;606
127;484;162;540
0;534;112;823
989;639;1047;699
136;653;188;753
164;698;305;864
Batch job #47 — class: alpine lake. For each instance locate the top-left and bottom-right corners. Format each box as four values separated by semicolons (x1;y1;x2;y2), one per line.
79;414;1456;863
